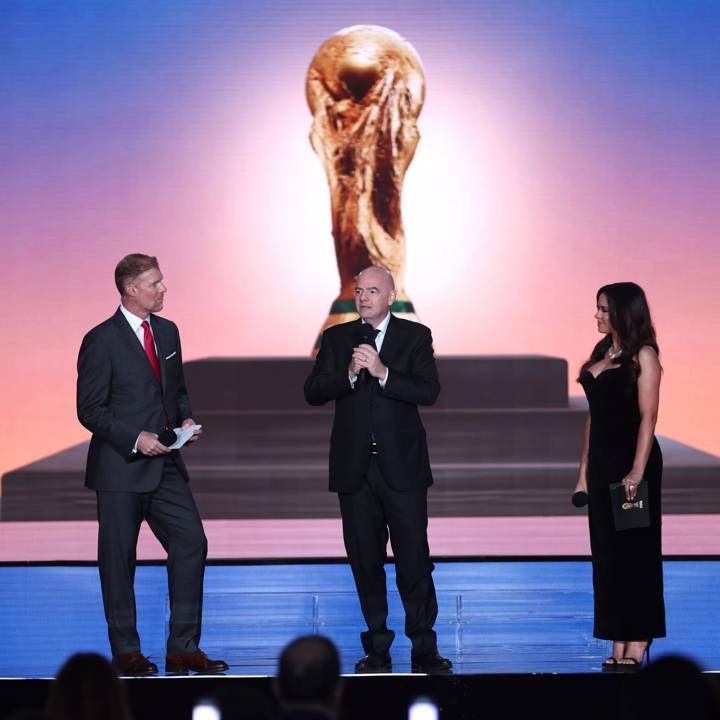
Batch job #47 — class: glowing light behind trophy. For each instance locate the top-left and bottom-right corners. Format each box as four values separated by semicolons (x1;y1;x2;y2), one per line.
306;25;425;348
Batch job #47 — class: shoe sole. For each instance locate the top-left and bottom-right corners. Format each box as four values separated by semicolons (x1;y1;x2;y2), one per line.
165;665;228;675
411;664;452;674
113;667;158;677
355;665;392;674
613;663;642;673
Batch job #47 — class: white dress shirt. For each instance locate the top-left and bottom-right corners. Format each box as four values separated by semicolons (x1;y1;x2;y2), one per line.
349;311;391;388
119;303;156;351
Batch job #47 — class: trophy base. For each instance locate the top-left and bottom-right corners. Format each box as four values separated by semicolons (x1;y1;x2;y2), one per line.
312;299;419;354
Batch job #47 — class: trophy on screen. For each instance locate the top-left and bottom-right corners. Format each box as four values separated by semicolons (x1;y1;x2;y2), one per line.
306;25;426;349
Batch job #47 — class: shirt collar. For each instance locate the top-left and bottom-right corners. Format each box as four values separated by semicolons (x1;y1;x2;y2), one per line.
119;304;150;333
362;311;392;337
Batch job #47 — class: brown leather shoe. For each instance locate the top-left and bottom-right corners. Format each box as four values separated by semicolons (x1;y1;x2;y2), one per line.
165;650;229;674
112;651;158;676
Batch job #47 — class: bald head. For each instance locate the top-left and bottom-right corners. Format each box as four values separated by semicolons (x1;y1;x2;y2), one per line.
354;266;396;327
355;265;395;291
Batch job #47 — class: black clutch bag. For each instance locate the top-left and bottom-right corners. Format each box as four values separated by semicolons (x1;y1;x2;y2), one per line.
608;481;650;530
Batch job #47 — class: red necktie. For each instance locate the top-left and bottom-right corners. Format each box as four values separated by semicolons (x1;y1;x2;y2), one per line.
141;320;161;383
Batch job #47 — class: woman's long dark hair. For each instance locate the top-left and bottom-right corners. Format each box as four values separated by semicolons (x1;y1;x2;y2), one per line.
578;282;660;380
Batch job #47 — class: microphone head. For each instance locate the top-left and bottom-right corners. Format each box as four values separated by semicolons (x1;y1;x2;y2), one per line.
353;324;374;382
355;323;374;345
158;428;177;447
571;491;589;508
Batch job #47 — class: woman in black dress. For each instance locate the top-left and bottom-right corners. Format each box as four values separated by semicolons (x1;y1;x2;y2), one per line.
574;282;665;669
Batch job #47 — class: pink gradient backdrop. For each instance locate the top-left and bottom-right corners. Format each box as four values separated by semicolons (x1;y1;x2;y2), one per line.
2;1;719;483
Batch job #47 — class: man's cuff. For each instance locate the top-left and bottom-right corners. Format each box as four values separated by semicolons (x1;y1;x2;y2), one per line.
132;432;141;454
349;373;358;389
378;367;389;388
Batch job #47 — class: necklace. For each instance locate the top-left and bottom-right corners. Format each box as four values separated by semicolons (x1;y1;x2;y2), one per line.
608;346;623;360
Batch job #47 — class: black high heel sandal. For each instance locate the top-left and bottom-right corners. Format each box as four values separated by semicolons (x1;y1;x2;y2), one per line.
601;656;620;672
616;640;652;672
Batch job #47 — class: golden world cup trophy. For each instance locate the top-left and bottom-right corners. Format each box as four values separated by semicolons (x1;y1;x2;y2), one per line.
306;25;425;350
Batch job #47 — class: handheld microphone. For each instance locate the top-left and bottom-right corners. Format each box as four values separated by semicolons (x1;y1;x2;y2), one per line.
355;324;375;382
571;491;589;508
158;428;177;448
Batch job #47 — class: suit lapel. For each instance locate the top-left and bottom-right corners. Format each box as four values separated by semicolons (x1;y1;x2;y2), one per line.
113;309;149;366
151;315;168;395
378;314;401;365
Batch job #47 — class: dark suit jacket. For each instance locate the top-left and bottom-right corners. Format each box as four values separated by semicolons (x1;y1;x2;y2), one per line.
304;315;440;493
77;308;193;492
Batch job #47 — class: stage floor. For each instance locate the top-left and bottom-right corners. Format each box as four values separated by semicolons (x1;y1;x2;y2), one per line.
1;559;719;679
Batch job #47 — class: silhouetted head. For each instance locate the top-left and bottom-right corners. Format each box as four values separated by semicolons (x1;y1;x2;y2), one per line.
46;653;132;720
276;635;342;715
635;655;720;720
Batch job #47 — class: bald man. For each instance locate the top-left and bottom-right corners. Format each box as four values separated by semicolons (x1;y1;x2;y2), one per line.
304;266;451;674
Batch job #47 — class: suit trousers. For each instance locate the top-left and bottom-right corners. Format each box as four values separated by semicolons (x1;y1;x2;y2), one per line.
96;456;208;656
338;456;439;656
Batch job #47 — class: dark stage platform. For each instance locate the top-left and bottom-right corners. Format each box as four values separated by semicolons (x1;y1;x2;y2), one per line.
3;357;720;521
8;671;718;720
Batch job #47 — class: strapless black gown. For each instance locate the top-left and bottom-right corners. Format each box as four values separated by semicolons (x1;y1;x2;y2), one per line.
580;362;665;640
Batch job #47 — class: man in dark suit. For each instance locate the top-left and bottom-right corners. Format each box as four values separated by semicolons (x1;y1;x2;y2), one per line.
304;266;451;674
77;253;227;676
